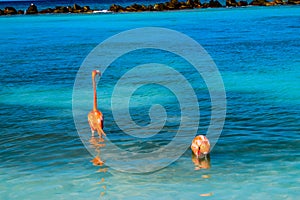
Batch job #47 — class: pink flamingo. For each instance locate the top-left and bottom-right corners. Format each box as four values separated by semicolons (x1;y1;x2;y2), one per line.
88;70;106;138
191;135;210;158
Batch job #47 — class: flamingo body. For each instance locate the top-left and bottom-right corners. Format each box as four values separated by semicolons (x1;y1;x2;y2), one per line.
88;110;105;137
191;135;210;158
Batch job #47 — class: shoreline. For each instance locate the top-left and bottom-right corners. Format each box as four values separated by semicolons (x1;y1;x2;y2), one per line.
0;0;300;16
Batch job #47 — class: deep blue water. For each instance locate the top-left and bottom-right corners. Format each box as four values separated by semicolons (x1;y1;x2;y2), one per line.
1;4;300;200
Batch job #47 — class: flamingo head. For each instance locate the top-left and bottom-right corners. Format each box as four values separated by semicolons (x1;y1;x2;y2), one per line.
92;70;101;77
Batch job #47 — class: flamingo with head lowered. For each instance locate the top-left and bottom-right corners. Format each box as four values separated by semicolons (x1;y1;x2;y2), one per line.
88;70;106;138
191;135;210;158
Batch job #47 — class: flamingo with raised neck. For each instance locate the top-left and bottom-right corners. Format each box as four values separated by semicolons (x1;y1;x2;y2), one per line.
88;70;106;138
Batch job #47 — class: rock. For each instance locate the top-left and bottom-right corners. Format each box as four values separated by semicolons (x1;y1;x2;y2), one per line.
17;10;24;14
153;3;166;11
141;5;148;11
209;0;223;7
5;0;298;16
125;4;146;12
237;1;249;6
66;6;73;13
72;9;81;13
179;3;192;9
72;4;82;13
288;0;300;4
250;0;270;6
202;3;210;8
186;0;195;7
82;6;92;12
265;1;276;5
164;0;182;10
203;0;223;8
26;3;38;14
226;0;238;6
73;4;82;10
39;8;54;14
165;1;181;10
147;5;154;11
4;7;17;15
53;6;69;13
273;0;285;4
193;0;202;7
108;4;125;12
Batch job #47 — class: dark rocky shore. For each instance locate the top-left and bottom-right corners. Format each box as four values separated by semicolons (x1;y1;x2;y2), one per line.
0;3;93;16
0;0;300;16
109;0;300;12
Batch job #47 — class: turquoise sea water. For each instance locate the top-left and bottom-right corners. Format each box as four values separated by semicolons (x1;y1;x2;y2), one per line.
1;5;300;200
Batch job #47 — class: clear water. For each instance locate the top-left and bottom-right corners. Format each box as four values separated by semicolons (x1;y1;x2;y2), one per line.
1;5;300;200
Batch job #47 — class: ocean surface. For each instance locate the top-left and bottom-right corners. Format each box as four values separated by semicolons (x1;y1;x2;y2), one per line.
1;2;300;200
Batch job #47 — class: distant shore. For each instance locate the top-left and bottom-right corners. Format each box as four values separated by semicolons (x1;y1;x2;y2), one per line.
0;0;300;16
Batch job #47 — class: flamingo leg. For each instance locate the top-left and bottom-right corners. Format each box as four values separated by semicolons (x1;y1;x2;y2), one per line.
97;127;106;138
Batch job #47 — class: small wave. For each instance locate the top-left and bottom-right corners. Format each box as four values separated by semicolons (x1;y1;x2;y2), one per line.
93;10;112;14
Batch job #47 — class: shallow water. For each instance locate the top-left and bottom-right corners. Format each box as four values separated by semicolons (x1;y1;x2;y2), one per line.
1;5;300;200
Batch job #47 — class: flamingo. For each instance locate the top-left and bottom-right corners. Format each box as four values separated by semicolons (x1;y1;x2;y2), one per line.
191;135;210;158
88;70;106;138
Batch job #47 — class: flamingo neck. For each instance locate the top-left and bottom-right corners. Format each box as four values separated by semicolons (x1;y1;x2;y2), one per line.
93;74;98;111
